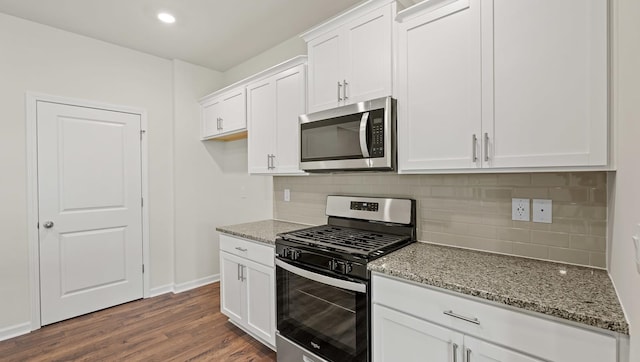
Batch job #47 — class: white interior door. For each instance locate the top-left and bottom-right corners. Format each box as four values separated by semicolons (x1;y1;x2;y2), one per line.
37;101;143;325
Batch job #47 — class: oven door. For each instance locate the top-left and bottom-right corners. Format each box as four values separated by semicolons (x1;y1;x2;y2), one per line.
276;258;368;362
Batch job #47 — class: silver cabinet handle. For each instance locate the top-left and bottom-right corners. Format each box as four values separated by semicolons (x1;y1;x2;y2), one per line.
337;81;343;101
271;154;276;169
43;221;54;229
266;154;275;170
484;132;489;162
444;310;480;325
472;134;478;162
343;79;349;100
452;343;459;362
466;348;472;362
235;247;248;252
237;263;241;281
240;265;246;281
220;117;224;131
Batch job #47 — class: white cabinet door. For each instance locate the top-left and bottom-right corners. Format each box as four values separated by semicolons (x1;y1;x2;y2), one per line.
464;336;544;362
245;258;276;347
248;63;306;175
373;304;463;362
219;88;246;135
482;0;607;168
220;252;245;323
306;3;394;113
343;4;393;105
274;64;306;174
247;79;275;174
397;0;482;172
307;30;342;113
201;97;222;139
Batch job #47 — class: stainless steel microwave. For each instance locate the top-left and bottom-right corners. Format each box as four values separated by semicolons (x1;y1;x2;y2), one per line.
299;96;396;172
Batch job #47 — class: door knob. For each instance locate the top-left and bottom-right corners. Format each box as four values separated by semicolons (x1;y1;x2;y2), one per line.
43;221;54;229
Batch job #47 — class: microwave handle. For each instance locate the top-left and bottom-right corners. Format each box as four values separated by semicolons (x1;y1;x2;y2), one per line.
275;259;366;293
359;112;370;158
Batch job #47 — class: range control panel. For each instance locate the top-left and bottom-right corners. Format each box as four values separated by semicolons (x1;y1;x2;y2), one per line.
350;201;379;212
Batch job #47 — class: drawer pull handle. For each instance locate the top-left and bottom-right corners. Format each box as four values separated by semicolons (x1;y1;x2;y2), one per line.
235;247;248;252
444;310;480;325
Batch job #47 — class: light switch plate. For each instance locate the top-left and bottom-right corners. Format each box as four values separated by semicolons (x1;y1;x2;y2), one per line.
512;198;530;221
284;189;290;202
533;199;553;223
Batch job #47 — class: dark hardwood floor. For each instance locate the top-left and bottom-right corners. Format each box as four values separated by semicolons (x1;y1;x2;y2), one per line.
0;282;276;361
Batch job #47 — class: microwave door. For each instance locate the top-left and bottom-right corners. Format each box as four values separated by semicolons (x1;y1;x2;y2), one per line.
359;112;370;158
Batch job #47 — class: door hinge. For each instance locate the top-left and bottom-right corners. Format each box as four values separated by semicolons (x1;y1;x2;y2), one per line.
37;222;39;229
142;264;145;273
141;197;144;207
140;129;146;140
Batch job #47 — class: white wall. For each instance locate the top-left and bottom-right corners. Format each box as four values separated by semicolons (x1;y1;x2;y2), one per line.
0;13;174;331
172;60;272;286
222;35;306;86
609;0;640;359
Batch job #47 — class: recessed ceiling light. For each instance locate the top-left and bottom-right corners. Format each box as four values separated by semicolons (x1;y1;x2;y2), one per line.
157;12;176;24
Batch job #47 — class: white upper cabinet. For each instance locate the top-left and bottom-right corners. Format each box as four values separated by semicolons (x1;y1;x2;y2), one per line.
200;87;247;140
397;0;608;173
483;0;608;168
304;0;395;113
247;57;307;175
397;0;482;172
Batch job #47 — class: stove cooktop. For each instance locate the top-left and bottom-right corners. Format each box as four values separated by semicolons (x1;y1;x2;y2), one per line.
281;225;410;258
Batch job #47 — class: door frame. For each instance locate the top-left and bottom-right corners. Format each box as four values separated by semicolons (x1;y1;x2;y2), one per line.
25;92;150;331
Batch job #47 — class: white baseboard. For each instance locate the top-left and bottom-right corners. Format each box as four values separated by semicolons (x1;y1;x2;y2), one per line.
149;283;175;298
173;274;220;294
0;322;31;342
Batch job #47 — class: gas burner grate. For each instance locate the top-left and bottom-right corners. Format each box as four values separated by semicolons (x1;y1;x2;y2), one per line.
282;225;409;256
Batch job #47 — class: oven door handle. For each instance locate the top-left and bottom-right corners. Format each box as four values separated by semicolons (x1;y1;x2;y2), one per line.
275;259;366;293
359;111;370;158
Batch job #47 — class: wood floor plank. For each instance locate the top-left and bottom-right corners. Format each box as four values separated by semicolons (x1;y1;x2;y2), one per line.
0;283;276;361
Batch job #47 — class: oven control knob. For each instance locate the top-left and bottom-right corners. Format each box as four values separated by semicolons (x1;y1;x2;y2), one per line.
290;250;301;261
328;259;337;270
280;248;291;258
329;260;353;275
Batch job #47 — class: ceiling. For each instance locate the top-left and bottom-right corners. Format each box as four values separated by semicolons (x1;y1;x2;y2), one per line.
0;0;364;71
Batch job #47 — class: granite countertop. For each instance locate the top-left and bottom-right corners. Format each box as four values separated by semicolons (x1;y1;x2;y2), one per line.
368;242;629;334
216;219;310;245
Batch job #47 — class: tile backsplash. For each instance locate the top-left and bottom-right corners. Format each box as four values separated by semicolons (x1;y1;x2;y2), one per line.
274;172;607;268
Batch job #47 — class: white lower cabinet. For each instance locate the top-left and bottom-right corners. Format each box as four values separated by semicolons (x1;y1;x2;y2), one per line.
372;274;619;362
219;234;276;349
374;304;542;362
374;304;464;362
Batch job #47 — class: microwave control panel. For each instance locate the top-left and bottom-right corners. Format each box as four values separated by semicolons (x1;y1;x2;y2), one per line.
371;116;384;157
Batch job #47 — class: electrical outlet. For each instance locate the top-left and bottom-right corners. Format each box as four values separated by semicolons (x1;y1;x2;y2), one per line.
284;189;290;202
512;198;530;221
533;199;553;223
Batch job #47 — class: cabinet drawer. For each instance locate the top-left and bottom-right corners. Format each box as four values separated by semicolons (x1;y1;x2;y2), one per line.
372;274;617;362
220;234;274;267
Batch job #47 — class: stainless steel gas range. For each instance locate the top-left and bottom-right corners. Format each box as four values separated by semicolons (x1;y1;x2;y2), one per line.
275;195;416;362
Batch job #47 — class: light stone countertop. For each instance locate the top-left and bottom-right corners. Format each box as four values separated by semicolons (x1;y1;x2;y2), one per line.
368;242;628;334
216;219;310;245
